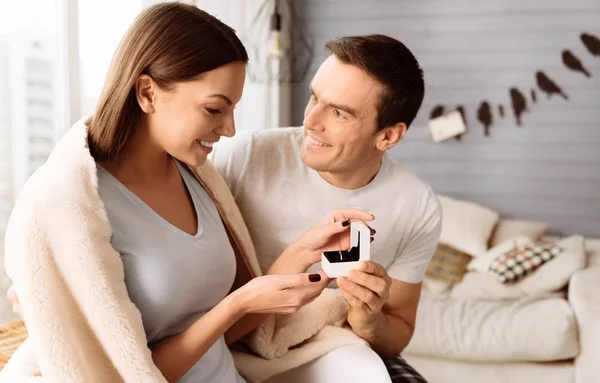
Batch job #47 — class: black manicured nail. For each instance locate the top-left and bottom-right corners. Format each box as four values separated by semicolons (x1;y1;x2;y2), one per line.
309;274;321;282
342;219;350;227
370;237;374;243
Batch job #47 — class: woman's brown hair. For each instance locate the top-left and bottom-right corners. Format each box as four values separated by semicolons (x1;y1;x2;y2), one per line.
87;2;248;161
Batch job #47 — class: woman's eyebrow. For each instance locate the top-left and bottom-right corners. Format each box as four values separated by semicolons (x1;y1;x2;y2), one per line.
206;94;232;105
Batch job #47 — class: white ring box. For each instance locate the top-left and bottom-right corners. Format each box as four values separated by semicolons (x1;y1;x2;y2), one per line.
321;221;371;278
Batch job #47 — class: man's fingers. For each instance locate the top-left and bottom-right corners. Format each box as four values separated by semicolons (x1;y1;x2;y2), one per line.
358;261;389;280
347;270;388;298
337;277;381;312
337;280;366;309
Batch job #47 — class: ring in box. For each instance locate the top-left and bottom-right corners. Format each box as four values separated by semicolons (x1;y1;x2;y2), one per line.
321;221;370;278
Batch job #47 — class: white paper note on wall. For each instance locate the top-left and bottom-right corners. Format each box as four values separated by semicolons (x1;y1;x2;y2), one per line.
428;110;467;142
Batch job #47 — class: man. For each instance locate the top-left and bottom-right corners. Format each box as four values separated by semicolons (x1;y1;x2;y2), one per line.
211;34;442;383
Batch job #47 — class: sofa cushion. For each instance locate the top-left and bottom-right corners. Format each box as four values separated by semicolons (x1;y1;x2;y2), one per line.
425;244;471;284
403;354;575;383
587;238;600;267
422;277;453;296
568;266;600;383
438;195;499;257
404;295;579;362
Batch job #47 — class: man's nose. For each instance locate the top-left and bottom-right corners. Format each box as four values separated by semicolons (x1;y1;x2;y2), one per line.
304;105;325;132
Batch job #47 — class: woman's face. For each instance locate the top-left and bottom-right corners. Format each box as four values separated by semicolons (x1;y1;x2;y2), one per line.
142;61;246;167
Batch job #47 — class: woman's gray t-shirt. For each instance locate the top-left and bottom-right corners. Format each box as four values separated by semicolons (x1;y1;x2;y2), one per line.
97;161;244;383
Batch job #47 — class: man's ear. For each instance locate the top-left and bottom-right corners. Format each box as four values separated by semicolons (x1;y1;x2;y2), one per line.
375;122;407;151
135;74;157;114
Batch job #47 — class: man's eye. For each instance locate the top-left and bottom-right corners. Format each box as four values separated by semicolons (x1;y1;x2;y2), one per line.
205;107;222;115
333;109;344;119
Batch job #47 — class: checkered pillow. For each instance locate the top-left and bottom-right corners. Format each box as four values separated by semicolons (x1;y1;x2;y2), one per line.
488;242;563;284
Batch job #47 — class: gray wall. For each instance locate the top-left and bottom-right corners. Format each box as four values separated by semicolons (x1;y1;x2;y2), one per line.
292;0;600;238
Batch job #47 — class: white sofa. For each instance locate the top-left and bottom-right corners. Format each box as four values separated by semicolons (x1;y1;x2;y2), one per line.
402;237;600;383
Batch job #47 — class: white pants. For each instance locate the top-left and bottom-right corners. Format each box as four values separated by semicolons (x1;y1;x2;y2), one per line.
264;344;392;383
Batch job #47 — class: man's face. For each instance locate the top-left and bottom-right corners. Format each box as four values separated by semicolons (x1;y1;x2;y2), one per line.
301;55;384;174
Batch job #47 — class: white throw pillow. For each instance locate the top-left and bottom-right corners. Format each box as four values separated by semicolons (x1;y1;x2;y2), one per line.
489;219;548;247
453;235;587;300
438;195;499;257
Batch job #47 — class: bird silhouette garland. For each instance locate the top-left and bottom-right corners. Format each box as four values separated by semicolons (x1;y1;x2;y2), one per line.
429;31;598;140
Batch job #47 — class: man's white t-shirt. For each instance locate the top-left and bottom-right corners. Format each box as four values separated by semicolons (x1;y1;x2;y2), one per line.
210;128;442;283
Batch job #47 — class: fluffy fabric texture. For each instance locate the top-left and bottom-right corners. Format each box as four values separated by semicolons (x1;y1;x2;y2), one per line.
243;287;349;360
0;119;359;382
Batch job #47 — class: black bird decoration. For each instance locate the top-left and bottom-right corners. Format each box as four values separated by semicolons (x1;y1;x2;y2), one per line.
536;71;569;100
562;49;591;77
424;32;595;141
580;33;600;56
509;87;528;126
477;101;493;136
430;105;445;119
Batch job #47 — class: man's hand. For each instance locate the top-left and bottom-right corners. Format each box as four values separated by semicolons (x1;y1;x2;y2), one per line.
267;208;374;275
337;260;392;337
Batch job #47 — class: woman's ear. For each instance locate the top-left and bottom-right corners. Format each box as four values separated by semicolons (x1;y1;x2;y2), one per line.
135;74;157;114
375;122;407;151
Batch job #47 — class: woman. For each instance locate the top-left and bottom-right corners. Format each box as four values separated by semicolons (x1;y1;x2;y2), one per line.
2;3;373;382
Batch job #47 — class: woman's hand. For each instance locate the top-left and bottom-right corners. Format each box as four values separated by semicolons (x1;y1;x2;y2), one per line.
268;208;375;274
230;270;331;315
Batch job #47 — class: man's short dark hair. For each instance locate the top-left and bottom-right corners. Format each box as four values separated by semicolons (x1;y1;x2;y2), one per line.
325;35;425;131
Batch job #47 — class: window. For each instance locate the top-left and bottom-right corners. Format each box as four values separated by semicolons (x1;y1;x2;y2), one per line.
0;0;61;322
78;0;143;115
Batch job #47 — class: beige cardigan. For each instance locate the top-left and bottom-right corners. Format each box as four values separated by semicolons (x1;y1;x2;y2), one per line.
0;120;362;383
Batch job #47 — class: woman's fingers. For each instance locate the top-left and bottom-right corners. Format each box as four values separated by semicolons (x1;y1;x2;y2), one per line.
273;270;329;290
322;208;374;224
273;271;330;313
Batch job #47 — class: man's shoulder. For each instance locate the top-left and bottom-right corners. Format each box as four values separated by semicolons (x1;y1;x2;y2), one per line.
215;127;303;157
210;127;305;188
383;155;433;193
381;156;441;214
248;126;304;151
